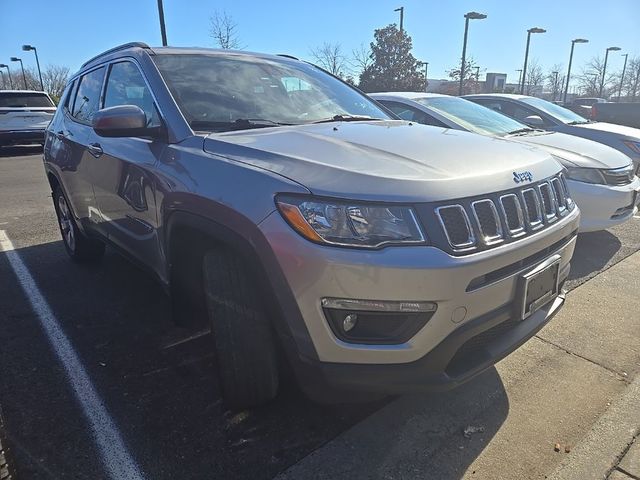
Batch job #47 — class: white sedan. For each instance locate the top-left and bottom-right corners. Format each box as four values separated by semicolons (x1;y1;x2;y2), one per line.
371;92;639;232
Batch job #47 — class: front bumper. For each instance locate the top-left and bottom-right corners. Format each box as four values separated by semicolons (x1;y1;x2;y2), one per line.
0;129;46;145
259;205;579;377
567;177;640;232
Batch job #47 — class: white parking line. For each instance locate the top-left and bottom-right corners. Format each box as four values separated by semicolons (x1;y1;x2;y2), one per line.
0;230;145;480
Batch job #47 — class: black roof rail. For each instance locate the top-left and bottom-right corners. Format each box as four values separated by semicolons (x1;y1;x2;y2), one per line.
277;54;299;61
81;42;151;68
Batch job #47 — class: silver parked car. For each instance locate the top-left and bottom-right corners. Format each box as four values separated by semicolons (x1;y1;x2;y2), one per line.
372;92;639;232
464;94;640;171
44;43;579;409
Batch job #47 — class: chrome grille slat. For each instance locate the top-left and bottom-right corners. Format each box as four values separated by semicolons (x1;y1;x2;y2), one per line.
499;194;526;237
435;173;574;254
471;199;503;245
436;205;475;250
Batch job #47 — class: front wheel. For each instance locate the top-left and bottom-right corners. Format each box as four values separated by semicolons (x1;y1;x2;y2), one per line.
53;186;105;262
203;249;279;410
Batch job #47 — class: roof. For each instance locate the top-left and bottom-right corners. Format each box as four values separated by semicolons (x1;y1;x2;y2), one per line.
0;90;48;95
370;92;444;99
464;93;532;100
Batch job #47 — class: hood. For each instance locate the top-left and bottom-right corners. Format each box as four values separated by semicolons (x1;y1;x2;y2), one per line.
575;121;640;140
203;121;562;202
513;131;632;169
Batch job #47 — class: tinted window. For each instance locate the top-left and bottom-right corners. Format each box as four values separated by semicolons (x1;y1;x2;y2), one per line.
380;101;447;127
72;67;105;123
0;92;54;108
152;54;390;131
104;62;160;127
520;96;587;124
417;96;526;136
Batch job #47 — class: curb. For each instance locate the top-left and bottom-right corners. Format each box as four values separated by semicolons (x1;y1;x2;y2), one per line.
546;374;640;480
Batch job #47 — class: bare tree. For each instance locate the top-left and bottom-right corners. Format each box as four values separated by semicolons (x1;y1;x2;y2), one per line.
209;10;243;49
7;65;70;103
617;56;640;100
545;64;565;101
578;56;619;98
350;43;373;78
309;42;348;78
524;59;545;95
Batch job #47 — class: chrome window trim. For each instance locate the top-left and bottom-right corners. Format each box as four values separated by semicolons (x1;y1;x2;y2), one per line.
435;205;476;251
471;199;504;245
499;193;526;238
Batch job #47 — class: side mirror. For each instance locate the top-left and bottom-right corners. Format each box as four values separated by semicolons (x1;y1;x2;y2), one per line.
523;115;544;128
92;105;161;138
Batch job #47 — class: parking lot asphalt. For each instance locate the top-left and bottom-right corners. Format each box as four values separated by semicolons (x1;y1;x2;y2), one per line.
0;146;639;479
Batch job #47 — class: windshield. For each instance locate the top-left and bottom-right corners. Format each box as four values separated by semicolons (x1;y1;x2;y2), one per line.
416;96;528;136
520;96;588;124
152;54;390;131
0;92;54;108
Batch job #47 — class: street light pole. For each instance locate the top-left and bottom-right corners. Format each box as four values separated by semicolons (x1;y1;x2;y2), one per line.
458;11;487;96
520;27;546;94
516;69;523;87
618;53;629;101
422;62;429;92
10;58;27;89
600;46;621;98
563;38;588;104
394;7;404;32
551;71;559;101
22;45;44;91
0;65;12;88
157;0;168;46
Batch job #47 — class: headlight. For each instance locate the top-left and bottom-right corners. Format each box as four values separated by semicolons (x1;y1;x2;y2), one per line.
622;140;640;156
565;167;606;184
276;195;426;248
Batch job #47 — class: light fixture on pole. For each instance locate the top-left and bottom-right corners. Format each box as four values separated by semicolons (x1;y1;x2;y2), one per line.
394;7;404;32
618;53;629;101
10;57;27;89
599;46;621;97
458;11;487;96
520;27;546;94
0;64;12;89
22;45;44;91
563;38;589;104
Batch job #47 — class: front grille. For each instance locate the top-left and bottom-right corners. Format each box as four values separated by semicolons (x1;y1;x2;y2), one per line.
433;173;574;255
602;166;635;186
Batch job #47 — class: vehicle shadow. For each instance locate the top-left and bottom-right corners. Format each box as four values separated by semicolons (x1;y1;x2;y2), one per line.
568;230;622;283
0;145;43;158
0;239;508;480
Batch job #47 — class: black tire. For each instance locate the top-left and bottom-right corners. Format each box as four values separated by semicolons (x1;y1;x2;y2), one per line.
53;186;105;262
203;249;279;410
0;408;15;480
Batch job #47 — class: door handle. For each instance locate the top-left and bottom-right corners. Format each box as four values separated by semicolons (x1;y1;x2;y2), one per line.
55;130;65;139
87;143;103;158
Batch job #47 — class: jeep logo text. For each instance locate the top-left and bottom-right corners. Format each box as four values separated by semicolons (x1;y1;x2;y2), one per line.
513;171;533;183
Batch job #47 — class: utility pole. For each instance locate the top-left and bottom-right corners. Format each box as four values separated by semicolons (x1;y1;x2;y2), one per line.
618;53;628;101
22;45;44;91
157;0;168;46
459;12;486;96
394;7;404;32
564;38;588;104
520;27;546;94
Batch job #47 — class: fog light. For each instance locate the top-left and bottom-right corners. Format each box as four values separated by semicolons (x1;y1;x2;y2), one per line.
343;314;358;332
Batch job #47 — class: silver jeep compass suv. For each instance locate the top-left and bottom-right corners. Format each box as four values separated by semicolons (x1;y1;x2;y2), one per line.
43;43;580;409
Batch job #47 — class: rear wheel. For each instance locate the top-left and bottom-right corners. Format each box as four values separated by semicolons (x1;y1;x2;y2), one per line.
202;249;279;410
53;186;105;262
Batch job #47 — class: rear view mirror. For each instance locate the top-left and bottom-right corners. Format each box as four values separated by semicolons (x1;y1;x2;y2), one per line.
92;105;161;138
523;115;544;128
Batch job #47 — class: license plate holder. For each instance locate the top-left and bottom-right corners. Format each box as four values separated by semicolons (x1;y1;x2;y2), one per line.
517;256;561;320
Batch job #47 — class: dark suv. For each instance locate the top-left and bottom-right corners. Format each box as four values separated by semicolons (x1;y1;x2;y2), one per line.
44;43;578;409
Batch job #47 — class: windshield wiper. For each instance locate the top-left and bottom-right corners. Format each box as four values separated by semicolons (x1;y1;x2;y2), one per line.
567;120;591;125
506;127;535;136
191;118;296;132
312;114;384;124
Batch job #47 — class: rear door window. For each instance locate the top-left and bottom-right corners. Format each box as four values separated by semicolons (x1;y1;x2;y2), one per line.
0;92;54;108
103;61;160;127
71;67;106;123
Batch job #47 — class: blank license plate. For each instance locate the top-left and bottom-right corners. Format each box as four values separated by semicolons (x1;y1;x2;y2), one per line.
519;259;560;320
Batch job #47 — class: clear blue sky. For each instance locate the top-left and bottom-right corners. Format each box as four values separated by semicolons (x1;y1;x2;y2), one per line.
1;0;638;87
